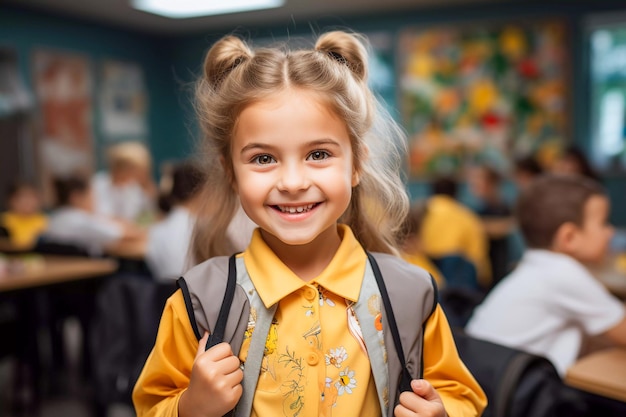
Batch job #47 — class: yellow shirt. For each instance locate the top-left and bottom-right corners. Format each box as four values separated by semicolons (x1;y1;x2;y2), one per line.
0;211;48;248
133;225;486;417
241;226;377;417
420;195;491;287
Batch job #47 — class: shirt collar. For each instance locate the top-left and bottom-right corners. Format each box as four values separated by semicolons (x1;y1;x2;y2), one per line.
242;224;367;308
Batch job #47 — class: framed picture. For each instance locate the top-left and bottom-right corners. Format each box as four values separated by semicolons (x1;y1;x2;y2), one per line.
397;19;569;179
32;49;94;180
99;60;148;141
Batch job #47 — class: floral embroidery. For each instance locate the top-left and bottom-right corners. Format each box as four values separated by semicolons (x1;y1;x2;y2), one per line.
335;367;357;395
278;347;305;417
325;346;348;368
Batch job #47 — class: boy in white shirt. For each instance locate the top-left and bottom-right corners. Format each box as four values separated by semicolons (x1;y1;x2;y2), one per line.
466;174;626;376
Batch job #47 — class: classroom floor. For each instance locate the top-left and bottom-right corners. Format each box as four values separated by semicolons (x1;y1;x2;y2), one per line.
0;319;135;417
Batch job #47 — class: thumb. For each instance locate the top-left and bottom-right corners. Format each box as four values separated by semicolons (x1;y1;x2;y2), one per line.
196;331;209;358
410;379;440;402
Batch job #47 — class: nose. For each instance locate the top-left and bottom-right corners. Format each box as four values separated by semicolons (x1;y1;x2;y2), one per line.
276;161;310;192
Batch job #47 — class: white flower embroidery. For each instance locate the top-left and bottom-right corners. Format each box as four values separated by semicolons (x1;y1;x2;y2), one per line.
325;346;348;368
336;367;356;395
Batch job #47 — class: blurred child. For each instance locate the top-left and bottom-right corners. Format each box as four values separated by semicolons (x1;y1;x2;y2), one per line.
0;180;48;248
133;31;485;417
91;141;157;223
400;202;445;287
466;174;626;376
420;176;492;289
43;176;144;256
512;154;543;191
551;145;599;181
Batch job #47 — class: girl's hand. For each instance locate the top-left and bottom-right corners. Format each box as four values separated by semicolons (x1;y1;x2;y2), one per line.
394;379;447;417
179;332;244;417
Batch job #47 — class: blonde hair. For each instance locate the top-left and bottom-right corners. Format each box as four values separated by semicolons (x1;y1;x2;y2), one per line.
106;141;152;172
191;30;409;262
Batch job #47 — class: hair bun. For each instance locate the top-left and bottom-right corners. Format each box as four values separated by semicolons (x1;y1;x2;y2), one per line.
315;31;368;81
203;35;253;88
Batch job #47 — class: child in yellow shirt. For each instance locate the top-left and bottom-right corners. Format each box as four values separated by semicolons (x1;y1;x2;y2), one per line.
133;31;486;417
0;181;48;249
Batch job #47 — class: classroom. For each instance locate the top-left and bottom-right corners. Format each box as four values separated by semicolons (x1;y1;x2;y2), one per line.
1;0;625;416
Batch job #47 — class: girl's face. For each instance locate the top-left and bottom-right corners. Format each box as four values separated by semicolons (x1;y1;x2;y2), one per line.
230;88;359;253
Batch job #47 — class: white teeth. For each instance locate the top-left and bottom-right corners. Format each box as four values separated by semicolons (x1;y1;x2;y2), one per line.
278;204;315;213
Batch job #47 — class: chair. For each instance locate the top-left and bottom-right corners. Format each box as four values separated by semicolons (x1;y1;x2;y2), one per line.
33;237;90;257
431;254;478;290
90;274;176;416
453;329;587;417
432;254;484;327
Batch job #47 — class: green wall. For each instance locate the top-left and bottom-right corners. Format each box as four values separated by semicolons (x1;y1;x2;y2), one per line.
0;6;190;175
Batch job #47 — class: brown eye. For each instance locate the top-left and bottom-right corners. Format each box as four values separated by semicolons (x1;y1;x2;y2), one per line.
308;150;329;161
254;154;275;165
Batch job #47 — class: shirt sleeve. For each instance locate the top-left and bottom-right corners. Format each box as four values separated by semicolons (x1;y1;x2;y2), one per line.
552;268;625;336
422;305;487;417
132;290;198;417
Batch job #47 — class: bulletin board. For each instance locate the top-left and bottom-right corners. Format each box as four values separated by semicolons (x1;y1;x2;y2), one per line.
397;19;569;179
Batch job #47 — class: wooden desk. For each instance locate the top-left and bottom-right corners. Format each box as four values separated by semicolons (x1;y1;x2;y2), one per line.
0;256;118;292
565;348;626;403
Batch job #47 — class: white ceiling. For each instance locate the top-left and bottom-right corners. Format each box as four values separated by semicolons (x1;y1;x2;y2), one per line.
4;0;498;35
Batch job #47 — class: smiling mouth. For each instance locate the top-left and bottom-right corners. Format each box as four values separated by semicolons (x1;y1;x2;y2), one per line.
274;203;318;214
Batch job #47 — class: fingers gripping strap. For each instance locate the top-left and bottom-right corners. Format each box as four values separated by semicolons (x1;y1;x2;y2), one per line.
206;254;238;350
367;253;413;393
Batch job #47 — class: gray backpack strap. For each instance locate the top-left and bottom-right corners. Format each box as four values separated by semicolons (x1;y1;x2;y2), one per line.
233;257;278;417
352;257;390;416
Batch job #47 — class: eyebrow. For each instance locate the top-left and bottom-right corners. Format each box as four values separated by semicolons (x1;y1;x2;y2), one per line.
239;138;341;154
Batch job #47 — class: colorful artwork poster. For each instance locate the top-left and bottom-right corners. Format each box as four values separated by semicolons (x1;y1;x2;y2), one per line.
100;60;148;140
398;20;568;179
32;49;94;177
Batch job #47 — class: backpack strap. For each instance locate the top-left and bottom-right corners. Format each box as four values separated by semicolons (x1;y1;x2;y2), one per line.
205;254;238;350
367;252;413;393
232;257;278;417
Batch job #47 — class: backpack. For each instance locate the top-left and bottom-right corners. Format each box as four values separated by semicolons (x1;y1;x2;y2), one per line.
187;253;427;417
201;253;416;390
452;329;587;417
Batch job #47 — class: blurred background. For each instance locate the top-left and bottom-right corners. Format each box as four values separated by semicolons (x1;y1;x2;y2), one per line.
1;0;626;416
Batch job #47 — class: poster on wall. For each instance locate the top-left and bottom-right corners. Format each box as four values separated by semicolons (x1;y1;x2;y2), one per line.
32;49;94;179
398;20;569;179
99;60;148;140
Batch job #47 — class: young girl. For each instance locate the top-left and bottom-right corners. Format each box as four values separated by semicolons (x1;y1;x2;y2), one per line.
133;31;486;417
